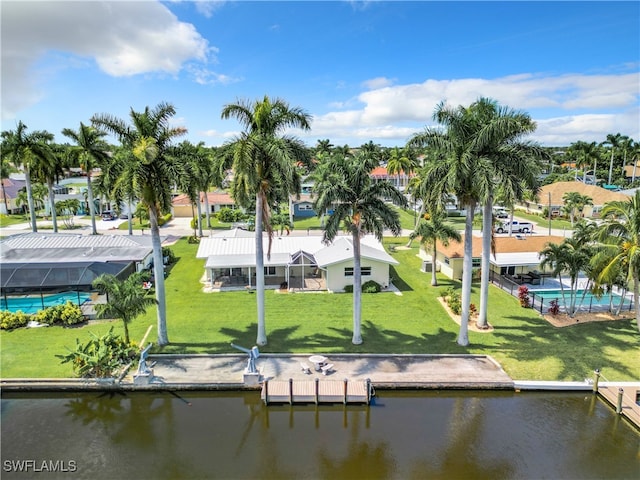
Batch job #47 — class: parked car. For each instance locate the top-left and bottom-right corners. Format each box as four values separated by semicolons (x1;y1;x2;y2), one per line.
101;211;117;221
496;221;533;234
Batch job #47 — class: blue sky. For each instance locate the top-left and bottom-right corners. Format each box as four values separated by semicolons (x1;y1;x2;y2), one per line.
2;1;638;148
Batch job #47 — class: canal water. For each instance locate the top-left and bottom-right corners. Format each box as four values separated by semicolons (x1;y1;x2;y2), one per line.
2;390;638;479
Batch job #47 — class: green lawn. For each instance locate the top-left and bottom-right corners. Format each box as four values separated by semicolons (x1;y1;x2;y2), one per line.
0;214;30;228
1;237;638;381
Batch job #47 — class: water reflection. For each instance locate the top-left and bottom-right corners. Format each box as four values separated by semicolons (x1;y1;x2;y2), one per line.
1;391;638;480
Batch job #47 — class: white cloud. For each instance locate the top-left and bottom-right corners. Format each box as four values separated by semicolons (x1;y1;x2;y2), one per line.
1;0;212;118
306;71;639;146
362;77;394;90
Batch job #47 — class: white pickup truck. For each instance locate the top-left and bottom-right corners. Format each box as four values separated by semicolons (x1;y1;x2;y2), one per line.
496;221;534;234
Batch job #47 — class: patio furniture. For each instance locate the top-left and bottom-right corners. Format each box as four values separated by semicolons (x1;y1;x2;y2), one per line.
308;355;327;371
321;363;334;375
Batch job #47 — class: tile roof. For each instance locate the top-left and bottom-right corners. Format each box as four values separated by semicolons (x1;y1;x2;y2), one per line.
172;191;234;206
434;234;566;259
538;181;629;207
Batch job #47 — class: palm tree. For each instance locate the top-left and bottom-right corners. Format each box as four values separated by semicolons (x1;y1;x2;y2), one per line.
473;98;545;329
593;191;640;332
31;142;65;233
92;102;188;346
315;139;334;156
570;141;599;184
0;151;18;214
407;101;494;346
1;121;55;232
220;95;311;346
62;123;111;235
92;272;157;344
539;237;592;317
386;146;418;191
314;151;406;344
602;133;624;185
562;191;593;227
410;211;461;286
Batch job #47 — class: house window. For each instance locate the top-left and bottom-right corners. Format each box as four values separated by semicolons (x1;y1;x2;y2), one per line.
444;257;450;265
264;266;276;276
344;267;371;276
472;258;481;268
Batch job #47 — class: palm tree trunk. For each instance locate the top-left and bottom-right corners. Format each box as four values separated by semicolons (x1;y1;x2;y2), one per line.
47;178;58;233
1;181;10;215
127;198;133;236
352;230;363;345
431;244;438;287
458;201;475;346
633;270;640;333
149;204;169;346
24;165;37;232
203;193;211;235
255;193;267;346
406;202;426;247
196;193;203;237
123;319;130;345
478;202;492;328
86;172;97;235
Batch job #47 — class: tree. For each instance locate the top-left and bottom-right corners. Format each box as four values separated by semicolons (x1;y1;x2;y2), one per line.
539;237;592;317
31;142;65;232
386;146;418;191
1;121;55;232
0;150;18;214
92;272;157;344
593;191;640;332
62;123;111;235
472;98;544;329
562;191;593;227
92;102;188;346
602;133;625;185
409;211;461;286
315;139;334;156
314;151;406;344
220;95;311;346
56;198;81;229
407;101;494;346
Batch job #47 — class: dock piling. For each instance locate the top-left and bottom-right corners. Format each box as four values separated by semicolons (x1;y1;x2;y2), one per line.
592;369;600;394
616;388;624;414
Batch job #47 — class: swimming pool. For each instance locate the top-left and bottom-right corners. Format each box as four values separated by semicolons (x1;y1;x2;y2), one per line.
529;288;628;308
1;291;92;314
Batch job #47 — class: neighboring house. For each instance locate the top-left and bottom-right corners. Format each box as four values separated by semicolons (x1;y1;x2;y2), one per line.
519;181;630;219
0;233;155;296
0;178;26;214
172;191;237;218
196;229;398;292
623;161;640;182
291;193;316;218
420;234;566;281
370;166;412;192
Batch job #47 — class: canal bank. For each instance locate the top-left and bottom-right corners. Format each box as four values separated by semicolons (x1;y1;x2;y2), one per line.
1;354;515;391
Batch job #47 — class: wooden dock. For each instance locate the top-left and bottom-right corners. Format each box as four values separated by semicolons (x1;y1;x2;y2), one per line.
261;378;372;405
598;384;640;429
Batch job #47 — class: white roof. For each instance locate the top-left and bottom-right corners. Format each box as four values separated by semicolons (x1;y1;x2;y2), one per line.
0;233;153;263
197;233;398;268
492;252;542;267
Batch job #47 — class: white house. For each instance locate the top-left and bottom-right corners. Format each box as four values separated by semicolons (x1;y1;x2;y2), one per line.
196;229;398;292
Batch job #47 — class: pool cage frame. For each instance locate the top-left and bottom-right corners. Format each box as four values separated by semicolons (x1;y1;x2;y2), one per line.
0;261;134;312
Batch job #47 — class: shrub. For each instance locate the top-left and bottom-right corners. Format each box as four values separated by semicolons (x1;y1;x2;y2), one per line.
469;303;478;317
1;302;84;330
548;299;560;315
448;294;462;315
57;327;138;378
162;246;177;264
518;285;530;308
217;208;245;223
157;212;172;226
344;285;354;293
362;280;381;293
187;235;200;244
0;310;30;330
